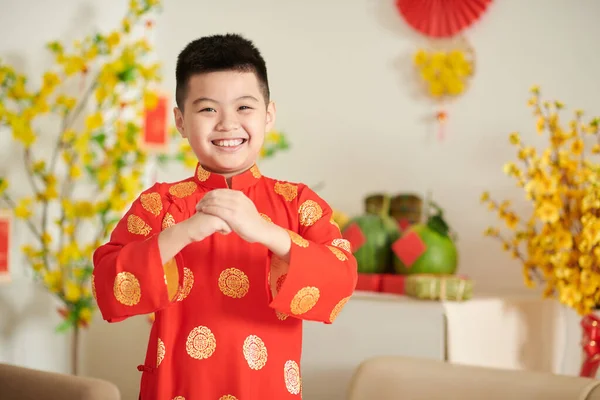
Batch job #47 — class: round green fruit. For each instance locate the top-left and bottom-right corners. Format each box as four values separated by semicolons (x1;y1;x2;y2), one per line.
345;214;400;274
394;222;458;275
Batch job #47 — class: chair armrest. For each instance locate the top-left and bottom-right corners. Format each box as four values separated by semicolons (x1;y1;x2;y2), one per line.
0;363;120;400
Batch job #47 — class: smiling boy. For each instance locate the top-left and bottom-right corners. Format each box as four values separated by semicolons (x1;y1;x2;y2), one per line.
92;33;357;399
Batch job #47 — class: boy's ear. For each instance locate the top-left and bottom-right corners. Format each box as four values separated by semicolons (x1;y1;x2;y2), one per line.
265;101;276;132
173;107;186;138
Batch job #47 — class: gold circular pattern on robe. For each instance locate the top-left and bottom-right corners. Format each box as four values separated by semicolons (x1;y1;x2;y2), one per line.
329;296;351;323
186;326;216;360
274;182;298;201
243;335;268;370
162;213;175;230
276;310;288;321
327;245;348;261
218;268;250;299
140;192;162;216
113;271;141;306
331;238;351;252
196;165;211;182
260;213;272;223
290;286;320;315
169;181;198;198
250;165;262;178
91;274;96;301
287;230;309;248
176;268;194;302
219;396;238;400
127;214;152;236
157;338;165;367
298;200;323;227
284;360;301;394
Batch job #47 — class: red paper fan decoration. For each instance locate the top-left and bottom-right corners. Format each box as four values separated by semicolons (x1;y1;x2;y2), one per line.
395;0;492;38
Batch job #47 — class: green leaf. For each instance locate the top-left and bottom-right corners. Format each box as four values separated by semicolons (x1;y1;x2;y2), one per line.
55;319;73;333
92;133;107;147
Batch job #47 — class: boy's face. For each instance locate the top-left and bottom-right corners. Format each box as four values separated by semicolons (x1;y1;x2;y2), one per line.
174;70;275;176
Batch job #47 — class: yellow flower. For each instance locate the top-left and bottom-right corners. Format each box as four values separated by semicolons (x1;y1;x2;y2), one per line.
43;269;62;293
509;132;520;145
536;116;545;133
85;112;103;132
79;307;92;325
64;281;82;303
535;201;560;223
14;198;33;218
413;50;427;66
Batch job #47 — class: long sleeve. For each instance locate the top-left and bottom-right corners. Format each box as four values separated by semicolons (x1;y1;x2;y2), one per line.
268;185;358;324
92;183;183;323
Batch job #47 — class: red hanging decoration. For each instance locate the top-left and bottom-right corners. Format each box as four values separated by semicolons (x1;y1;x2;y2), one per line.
580;313;600;378
395;0;493;38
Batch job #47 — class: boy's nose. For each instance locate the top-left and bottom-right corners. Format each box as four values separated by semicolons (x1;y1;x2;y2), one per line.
216;116;241;132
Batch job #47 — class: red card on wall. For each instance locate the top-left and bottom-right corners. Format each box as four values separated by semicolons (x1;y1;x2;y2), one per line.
142;93;169;151
0;210;11;283
342;223;366;252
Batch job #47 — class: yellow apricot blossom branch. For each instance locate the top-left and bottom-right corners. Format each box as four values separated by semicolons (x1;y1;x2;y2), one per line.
481;85;600;315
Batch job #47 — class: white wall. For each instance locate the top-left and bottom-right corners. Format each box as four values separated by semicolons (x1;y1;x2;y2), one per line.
1;0;599;397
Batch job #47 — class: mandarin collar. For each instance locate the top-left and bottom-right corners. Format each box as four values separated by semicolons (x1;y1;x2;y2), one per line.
193;163;262;190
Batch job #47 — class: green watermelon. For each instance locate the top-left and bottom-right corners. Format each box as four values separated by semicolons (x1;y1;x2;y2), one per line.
394;202;458;275
344;195;400;274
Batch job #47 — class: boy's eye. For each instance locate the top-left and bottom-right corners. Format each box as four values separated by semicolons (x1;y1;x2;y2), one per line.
200;107;216;113
239;106;252;111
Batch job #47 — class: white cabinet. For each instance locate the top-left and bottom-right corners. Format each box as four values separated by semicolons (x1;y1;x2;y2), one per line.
301;292;446;400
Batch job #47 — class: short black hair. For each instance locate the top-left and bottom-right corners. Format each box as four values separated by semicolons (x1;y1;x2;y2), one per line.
175;33;270;110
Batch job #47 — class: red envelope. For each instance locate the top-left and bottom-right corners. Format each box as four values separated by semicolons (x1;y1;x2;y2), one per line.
392;231;427;267
342;223;366;252
142;94;169;151
0;211;11;283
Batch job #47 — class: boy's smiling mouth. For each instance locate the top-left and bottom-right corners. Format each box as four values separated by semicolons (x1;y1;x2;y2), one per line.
212;138;247;147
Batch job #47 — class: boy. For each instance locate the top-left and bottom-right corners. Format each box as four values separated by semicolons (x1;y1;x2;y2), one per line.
92;33;357;399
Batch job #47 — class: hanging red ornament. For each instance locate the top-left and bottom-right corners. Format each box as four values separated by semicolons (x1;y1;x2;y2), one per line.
395;0;493;38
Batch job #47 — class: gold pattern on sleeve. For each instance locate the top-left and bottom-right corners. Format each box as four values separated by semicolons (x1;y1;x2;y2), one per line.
298;200;323;227
274;182;298;201
260;213;272;223
169;181;198;198
157;338;165;367
91;275;96;301
196;165;211;182
218;268;250;299
140;192;162;216
287;230;309;248
327;245;348;261
219;396;238;400
127;214;152;236
186;326;216;360
113;272;142;306
243;335;268;370
276;310;288;321
330;217;340;231
176;268;194;301
284;360;301;394
290;287;320;315
332;238;351;252
162;213;175;230
329;296;351;323
250;164;262;178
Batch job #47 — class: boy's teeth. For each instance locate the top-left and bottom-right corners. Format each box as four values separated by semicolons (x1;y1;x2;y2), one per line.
214;139;244;147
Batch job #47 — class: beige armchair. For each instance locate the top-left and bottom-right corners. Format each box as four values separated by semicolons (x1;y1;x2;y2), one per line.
348;356;600;400
0;362;120;400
